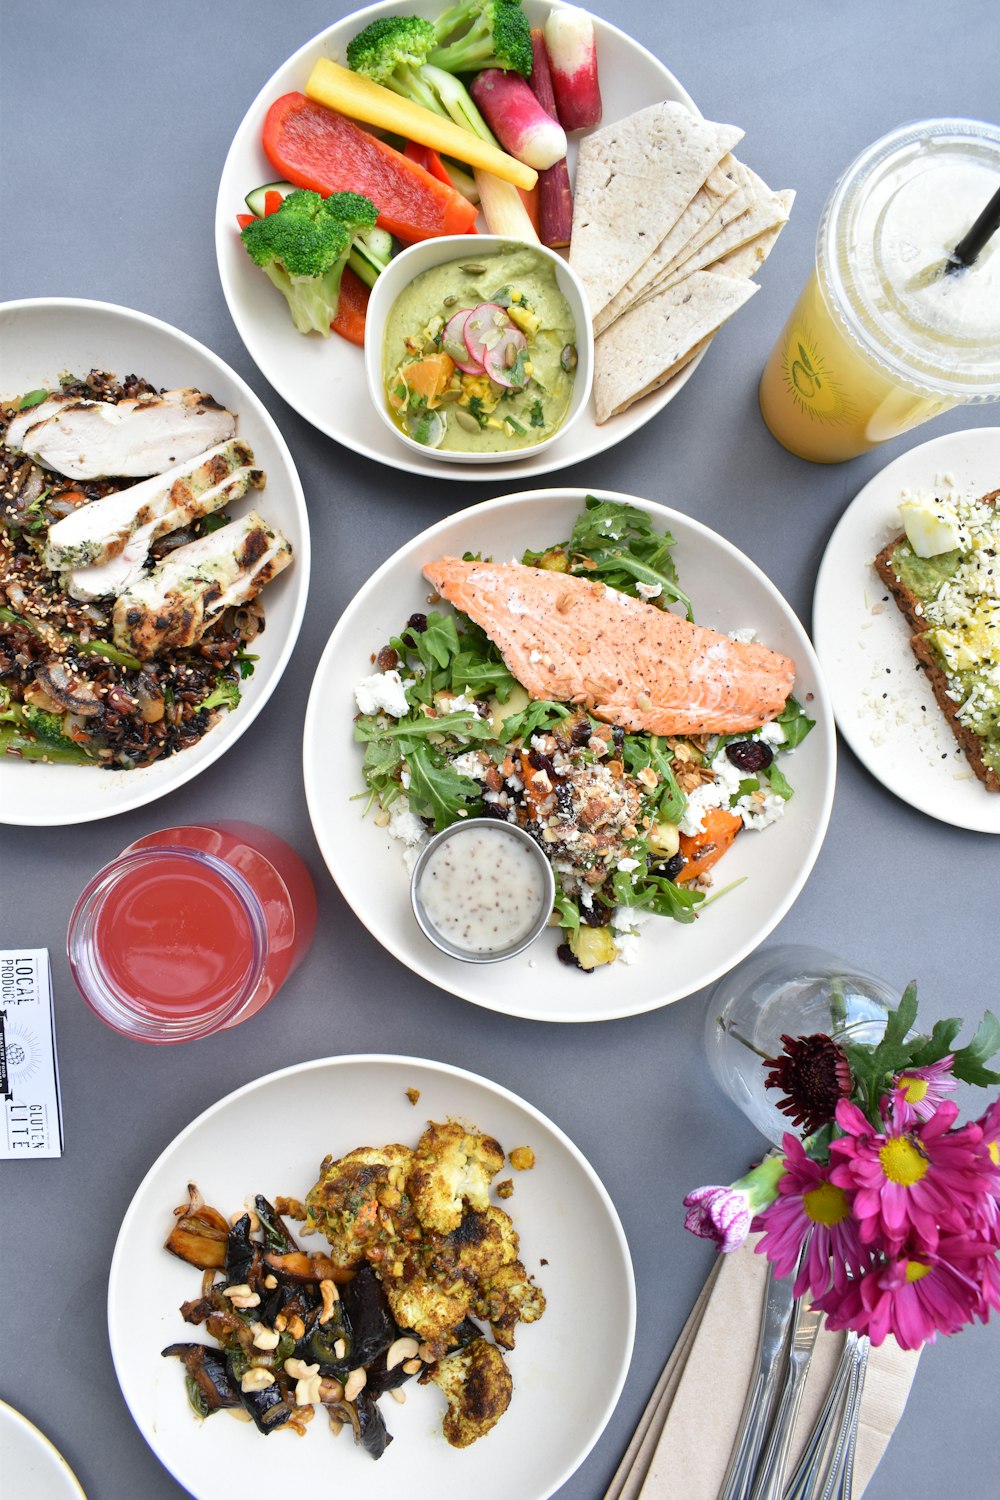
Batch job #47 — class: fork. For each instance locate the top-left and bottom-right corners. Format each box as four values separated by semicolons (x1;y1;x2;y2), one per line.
747;1296;824;1500
781;1331;860;1500
818;1334;871;1500
716;1259;798;1500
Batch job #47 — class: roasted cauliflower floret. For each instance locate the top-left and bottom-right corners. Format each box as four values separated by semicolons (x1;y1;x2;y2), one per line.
428;1340;513;1448
439;1205;519;1282
381;1255;474;1356
304;1144;416;1268
408;1121;505;1234
475;1259;547;1350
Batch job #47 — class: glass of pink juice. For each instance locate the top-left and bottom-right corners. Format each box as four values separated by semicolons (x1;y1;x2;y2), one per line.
68;822;317;1042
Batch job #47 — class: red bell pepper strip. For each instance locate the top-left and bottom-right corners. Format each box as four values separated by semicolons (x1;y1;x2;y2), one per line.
261;93;478;243
402;140;452;188
263;188;284;216
236;212;255;230
330;265;370;347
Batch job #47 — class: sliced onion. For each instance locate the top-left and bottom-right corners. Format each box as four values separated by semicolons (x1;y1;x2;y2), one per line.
403;408;447;449
483;327;528;388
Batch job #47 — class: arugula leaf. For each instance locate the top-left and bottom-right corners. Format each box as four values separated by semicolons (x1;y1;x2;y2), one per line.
400;739;482;830
777;696;815;749
625;874;704;924
623;734;687;824
763;764;794;800
354;708;493;744
499;700;571;742
415;612;462;670
450;651;516;699
552;891;581;936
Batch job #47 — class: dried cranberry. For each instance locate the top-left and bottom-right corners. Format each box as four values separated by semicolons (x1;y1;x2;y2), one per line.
570;717;592;747
556;943;591;972
580;900;612;928
611;724;625;750
725;739;774;773
528;749;555;777
663;852;686;882
399;613;428;648
376;645;399;672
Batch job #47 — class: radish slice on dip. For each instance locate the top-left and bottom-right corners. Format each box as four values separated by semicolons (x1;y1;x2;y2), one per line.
483;327;528;388
442;309;483;373
464;303;508;366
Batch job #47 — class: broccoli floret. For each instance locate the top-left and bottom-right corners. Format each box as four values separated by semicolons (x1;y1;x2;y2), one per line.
20;705;70;744
240;189;378;336
199;676;241;715
0;699;96;764
429;0;533;77
346;14;495;142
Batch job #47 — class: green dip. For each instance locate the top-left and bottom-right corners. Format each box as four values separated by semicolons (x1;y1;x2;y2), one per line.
382;246;577;454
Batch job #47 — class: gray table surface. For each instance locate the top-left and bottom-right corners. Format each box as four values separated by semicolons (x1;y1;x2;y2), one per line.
2;1;999;1496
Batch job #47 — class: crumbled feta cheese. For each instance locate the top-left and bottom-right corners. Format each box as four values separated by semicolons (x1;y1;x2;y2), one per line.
355;669;413;718
729;627;757;644
636;581;663;600
759;720;786;747
604;584;630;606
438;692;476;713
529;649;543;663
387;796;427;851
612;905;654;965
450;751;486;779
738;790;786;831
616;856;640;874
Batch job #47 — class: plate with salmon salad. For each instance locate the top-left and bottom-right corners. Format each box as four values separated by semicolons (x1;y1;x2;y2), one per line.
109;1055;635;1500
0;298;309;826
217;0;788;479
303;489;836;1021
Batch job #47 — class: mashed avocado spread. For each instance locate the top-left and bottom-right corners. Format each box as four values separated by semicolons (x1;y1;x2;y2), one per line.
383;247;577;454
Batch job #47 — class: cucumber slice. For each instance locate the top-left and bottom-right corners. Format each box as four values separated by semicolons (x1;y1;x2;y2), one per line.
244;180;295;216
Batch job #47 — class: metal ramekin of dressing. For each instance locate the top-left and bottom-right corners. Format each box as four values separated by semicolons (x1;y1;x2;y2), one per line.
410;818;555;963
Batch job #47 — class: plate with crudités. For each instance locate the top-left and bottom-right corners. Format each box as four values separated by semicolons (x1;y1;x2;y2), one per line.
0;298;309;827
216;0;792;478
303;489;835;1021
814;426;1000;835
109;1053;635;1500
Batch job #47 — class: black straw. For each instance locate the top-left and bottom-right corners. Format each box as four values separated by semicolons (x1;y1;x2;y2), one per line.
944;183;1000;274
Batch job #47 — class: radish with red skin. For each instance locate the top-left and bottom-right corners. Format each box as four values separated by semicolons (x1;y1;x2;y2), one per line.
528;28;574;249
469;69;567;171
543;7;602;131
483;326;528;387
463;302;508;365
442;309;483;373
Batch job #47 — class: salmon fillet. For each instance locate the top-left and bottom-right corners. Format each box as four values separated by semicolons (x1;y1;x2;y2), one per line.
423;558;796;736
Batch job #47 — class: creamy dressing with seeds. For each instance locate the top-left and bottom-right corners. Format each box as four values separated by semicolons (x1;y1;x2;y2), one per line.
416;825;548;954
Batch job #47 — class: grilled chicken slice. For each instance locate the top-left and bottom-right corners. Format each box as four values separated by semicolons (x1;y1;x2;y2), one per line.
44;441;265;601
423;558;796;736
112;510;292;658
9;388;236;479
5;393;86;449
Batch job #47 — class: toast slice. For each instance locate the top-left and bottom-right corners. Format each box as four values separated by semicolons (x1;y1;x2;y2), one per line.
873;488;1000;793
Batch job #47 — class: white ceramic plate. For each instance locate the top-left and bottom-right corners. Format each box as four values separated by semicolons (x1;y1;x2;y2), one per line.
0;1401;86;1500
813;426;1000;834
0;298;309;826
303;489;836;1021
108;1054;635;1500
215;0;707;480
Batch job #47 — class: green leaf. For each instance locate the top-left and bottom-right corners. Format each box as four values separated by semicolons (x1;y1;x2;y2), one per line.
552;891;580;936
499;700;571;742
777;696;815;749
882;982;919;1052
764;763;794;800
904;1018;963;1069
952;1011;1000;1086
416;612;461;670
18;388;49;410
353;707;492;744
450;650;516;698
400;739;482;831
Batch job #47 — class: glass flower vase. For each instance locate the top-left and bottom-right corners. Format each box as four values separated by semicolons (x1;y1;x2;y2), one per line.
705;944;898;1146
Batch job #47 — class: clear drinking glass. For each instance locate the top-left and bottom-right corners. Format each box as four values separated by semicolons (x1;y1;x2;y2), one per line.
705;945;898;1146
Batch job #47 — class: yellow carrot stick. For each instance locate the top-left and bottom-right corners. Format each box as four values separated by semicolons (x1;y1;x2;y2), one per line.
305;57;538;193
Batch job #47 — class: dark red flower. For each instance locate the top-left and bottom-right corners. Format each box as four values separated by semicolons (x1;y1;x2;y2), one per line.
764;1033;853;1135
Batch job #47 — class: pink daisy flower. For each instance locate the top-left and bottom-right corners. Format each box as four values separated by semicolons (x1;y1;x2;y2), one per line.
889;1055;957;1127
752;1134;871;1299
971;1096;1000;1238
818;1238;990;1350
829;1098;986;1255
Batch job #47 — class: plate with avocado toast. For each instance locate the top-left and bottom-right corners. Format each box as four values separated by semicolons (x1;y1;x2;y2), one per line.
814;426;1000;833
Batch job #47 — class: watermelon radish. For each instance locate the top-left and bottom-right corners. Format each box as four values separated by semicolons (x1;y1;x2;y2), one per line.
442;310;483;374
483;327;528;387
463;303;508;365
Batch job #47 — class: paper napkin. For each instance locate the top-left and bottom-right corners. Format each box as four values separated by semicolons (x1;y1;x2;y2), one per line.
606;1237;919;1500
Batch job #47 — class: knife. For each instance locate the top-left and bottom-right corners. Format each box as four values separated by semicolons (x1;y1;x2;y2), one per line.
716;1259;798;1500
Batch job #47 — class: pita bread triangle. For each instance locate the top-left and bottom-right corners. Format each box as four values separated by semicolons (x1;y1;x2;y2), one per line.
569;103;743;318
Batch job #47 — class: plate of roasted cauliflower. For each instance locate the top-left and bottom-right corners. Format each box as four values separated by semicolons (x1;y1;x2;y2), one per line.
109;1054;635;1500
